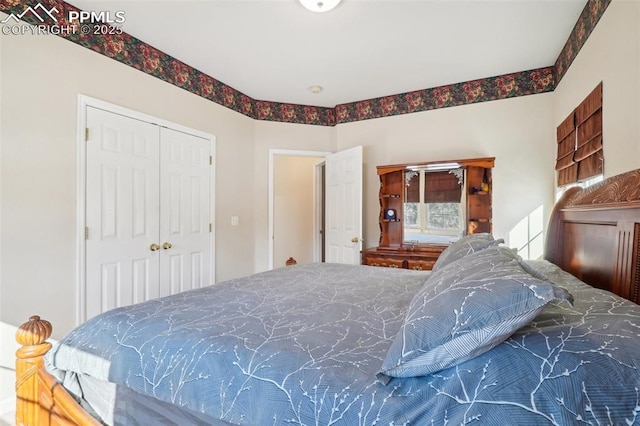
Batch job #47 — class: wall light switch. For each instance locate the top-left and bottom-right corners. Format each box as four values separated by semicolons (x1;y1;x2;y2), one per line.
231;216;239;226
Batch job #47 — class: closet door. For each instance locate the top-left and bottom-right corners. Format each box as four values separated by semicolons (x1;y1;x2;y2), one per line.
158;127;212;296
85;107;161;320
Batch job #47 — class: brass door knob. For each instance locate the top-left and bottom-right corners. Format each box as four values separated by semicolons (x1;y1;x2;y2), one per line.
351;237;361;243
150;243;160;251
162;242;172;250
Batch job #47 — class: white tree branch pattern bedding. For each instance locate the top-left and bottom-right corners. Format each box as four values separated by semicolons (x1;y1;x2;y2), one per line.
47;262;640;425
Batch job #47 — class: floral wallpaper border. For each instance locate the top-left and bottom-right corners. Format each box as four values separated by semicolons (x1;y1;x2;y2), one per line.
554;0;612;85
0;0;611;127
335;67;554;124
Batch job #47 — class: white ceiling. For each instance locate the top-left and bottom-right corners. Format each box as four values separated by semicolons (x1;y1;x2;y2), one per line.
67;0;588;108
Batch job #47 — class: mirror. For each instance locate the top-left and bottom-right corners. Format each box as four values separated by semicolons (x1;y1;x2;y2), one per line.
403;164;466;245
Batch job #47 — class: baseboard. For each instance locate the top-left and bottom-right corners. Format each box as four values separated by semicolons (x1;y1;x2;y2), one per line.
0;396;14;417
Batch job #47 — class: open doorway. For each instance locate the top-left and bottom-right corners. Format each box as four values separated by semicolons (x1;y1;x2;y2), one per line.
268;150;331;270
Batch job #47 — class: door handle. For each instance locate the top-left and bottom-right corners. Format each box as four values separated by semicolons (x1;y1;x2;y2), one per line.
150;243;160;251
162;242;173;250
351;237;362;243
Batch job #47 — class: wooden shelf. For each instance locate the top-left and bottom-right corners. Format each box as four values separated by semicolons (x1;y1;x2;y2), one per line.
466;165;493;235
368;158;494;269
378;169;404;247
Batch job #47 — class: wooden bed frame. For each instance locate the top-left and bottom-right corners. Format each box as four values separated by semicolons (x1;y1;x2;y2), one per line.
544;168;640;304
13;167;640;425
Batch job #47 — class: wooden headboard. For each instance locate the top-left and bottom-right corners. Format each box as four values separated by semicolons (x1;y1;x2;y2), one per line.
545;168;640;305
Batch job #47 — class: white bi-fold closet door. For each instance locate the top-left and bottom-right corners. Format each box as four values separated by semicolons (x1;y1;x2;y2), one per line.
85;106;212;321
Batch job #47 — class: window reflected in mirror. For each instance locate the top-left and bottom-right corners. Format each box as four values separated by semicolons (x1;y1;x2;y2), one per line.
404;168;466;245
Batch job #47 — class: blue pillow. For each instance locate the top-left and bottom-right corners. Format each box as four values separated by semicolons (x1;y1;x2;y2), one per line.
379;245;573;378
432;233;503;272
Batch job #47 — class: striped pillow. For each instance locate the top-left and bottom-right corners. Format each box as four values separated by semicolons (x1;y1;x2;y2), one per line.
432;233;503;272
379;245;572;379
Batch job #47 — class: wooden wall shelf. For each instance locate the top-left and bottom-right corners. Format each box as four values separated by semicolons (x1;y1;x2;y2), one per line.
362;157;494;270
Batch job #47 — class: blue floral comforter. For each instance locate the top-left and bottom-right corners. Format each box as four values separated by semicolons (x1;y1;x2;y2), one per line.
46;262;640;425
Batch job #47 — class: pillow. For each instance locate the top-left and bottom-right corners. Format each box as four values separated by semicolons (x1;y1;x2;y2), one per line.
498;247;552;281
432;233;504;272
379;245;573;379
518;257;551;281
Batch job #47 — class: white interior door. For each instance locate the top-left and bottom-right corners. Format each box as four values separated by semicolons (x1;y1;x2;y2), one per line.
325;146;363;264
85;107;161;320
159;127;211;296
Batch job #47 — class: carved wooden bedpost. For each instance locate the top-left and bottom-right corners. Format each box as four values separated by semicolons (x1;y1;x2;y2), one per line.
14;316;101;426
15;315;52;425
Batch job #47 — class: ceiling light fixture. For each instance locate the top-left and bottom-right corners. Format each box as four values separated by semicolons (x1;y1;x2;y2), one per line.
308;85;323;94
299;0;341;13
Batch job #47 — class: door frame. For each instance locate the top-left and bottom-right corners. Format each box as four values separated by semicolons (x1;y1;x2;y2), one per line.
76;95;216;325
314;162;326;263
268;149;332;270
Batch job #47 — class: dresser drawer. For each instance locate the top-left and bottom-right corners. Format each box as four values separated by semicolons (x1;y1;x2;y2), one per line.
406;259;436;271
361;246;446;271
363;256;405;268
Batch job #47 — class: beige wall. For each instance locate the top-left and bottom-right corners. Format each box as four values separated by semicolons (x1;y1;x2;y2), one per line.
553;0;640;178
1;0;639;338
337;93;557;249
274;156;323;267
0;25;335;336
252;121;335;272
0;29;251;336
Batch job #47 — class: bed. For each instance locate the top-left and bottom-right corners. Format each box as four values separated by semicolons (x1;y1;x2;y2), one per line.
14;167;640;426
